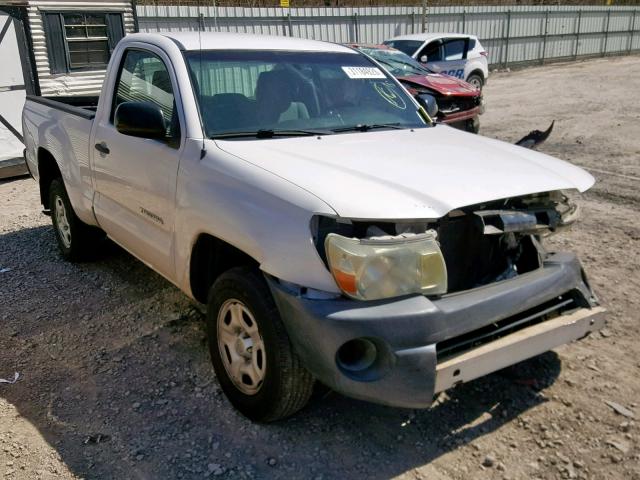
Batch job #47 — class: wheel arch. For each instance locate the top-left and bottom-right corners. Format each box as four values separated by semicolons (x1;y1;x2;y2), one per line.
37;148;62;210
466;68;485;83
189;233;261;304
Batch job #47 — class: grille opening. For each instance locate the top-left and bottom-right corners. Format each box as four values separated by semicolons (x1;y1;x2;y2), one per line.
437;215;542;293
436;95;480;114
436;292;580;361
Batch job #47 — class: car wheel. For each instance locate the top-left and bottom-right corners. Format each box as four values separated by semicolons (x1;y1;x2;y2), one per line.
466;73;484;90
466;116;480;134
207;266;315;422
49;178;103;261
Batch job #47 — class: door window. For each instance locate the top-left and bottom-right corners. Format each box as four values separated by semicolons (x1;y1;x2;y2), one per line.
419;40;442;62
112;49;179;138
443;39;467;61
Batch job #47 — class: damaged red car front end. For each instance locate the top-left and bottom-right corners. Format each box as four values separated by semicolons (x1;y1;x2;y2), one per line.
350;43;483;133
399;72;483;131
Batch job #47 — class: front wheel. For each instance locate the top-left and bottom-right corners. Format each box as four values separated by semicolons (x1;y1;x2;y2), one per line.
207;267;314;422
466;73;484;91
466;116;480;134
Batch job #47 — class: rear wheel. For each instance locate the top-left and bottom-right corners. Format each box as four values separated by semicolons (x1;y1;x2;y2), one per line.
49;179;103;261
466;73;484;90
207;267;314;422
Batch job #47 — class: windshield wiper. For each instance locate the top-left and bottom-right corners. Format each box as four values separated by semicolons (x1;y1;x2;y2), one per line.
211;129;332;139
332;123;406;133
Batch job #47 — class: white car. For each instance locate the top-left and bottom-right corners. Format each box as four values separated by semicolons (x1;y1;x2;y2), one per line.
384;33;489;89
22;32;604;421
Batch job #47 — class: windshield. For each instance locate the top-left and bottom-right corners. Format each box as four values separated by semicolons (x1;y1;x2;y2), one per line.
383;40;423;57
184;50;426;139
361;48;430;77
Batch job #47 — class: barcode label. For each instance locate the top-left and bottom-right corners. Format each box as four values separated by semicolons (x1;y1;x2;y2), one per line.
341;66;386;79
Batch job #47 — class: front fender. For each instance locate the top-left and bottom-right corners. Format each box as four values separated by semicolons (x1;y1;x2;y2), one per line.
173;139;340;298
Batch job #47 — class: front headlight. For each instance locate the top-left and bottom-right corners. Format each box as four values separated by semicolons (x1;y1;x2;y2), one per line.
325;231;447;301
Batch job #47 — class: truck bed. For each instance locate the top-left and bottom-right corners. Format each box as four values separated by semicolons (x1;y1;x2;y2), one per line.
25;95;99;120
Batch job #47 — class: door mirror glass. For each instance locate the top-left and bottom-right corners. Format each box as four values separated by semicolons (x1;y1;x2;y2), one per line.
115;101;167;139
415;93;438;118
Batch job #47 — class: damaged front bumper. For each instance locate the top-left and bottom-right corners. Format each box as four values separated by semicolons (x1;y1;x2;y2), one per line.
439;106;482;125
268;252;605;408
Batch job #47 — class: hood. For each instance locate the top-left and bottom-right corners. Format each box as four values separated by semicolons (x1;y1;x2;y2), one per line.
214;126;594;220
399;73;479;97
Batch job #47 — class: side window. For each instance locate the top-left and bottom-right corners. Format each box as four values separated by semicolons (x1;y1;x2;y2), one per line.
113;49;179;138
420;41;442;62
443;39;467;61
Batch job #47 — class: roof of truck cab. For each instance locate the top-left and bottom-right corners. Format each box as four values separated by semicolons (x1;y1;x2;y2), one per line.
386;33;477;42
127;32;357;53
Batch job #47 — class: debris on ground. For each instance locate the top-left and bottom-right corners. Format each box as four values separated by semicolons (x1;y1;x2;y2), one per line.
0;372;19;384
605;438;632;454
604;400;636;419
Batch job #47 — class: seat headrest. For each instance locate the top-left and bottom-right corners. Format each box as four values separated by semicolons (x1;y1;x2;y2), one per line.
152;69;172;93
255;70;293;102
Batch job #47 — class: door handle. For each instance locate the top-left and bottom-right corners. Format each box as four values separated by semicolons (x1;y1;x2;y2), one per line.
95;142;110;155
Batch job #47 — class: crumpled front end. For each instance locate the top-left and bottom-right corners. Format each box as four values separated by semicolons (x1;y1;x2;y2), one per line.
267;191;605;408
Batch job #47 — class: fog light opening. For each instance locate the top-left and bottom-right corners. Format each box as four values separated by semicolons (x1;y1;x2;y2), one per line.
336;338;377;373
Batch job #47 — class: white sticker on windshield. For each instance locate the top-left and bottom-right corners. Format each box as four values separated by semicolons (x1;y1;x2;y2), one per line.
341;66;386;79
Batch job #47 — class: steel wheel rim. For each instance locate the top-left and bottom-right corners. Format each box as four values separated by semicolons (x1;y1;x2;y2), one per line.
217;299;266;395
54;196;72;248
469;77;482;89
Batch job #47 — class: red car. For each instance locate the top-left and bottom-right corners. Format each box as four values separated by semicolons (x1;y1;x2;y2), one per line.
349;44;483;133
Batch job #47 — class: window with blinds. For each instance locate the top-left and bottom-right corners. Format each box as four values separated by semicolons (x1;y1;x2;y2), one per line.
43;11;125;74
63;13;110;70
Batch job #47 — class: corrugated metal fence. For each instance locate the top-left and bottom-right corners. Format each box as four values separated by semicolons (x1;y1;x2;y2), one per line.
137;4;640;67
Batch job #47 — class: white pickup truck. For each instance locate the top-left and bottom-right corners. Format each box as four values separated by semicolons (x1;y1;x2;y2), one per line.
22;32;605;422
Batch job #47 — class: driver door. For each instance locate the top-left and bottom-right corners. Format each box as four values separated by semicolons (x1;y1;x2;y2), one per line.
92;47;183;280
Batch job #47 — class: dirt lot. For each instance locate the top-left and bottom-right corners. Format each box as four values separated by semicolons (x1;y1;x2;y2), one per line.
1;55;639;480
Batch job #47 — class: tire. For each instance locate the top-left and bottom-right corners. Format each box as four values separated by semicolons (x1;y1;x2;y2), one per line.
207;267;314;422
49;178;103;261
466;73;484;91
466;116;480;134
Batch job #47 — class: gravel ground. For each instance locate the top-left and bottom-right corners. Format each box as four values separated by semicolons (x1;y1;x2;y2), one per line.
1;55;639;480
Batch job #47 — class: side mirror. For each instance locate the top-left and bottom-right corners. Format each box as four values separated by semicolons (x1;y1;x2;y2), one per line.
115;101;166;140
415;93;438;118
419;55;428;63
